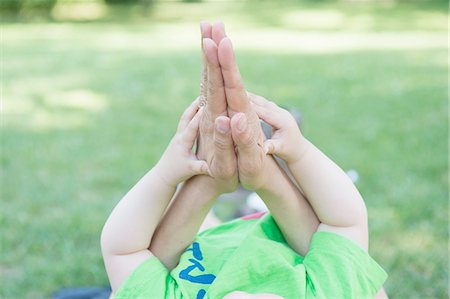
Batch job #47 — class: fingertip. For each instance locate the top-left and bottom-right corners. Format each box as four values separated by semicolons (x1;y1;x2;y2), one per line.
215;115;231;134
263;142;272;154
219;36;232;48
200;21;212;37
201;162;209;175
196;160;212;177
230;113;247;133
203;38;219;65
217;37;233;66
213;20;225;34
212;21;227;49
214;20;224;28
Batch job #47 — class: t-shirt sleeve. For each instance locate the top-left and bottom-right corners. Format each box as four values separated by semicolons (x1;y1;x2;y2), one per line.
115;257;178;299
303;231;387;298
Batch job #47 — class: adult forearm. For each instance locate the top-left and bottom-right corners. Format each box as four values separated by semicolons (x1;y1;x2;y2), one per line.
101;167;176;255
256;156;319;256
149;175;219;270
289;137;367;227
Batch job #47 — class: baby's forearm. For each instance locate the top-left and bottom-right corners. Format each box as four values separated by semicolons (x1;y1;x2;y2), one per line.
256;156;319;256
289;137;367;228
149;175;219;270
101;166;176;256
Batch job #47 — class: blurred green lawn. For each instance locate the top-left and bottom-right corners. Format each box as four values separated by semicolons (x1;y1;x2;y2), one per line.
1;1;448;298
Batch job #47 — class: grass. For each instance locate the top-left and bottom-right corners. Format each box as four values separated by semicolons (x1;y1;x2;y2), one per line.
1;1;448;298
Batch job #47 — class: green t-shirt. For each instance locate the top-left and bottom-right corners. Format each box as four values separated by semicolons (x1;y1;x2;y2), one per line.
116;212;387;299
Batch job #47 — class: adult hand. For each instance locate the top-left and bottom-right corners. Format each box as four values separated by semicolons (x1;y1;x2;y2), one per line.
196;21;238;194
215;29;269;191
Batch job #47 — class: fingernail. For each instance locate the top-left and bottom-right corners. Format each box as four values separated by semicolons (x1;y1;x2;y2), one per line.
216;121;230;134
220;36;229;46
237;114;247;131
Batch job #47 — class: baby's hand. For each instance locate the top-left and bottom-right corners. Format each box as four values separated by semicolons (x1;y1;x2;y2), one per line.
249;93;308;163
155;98;210;187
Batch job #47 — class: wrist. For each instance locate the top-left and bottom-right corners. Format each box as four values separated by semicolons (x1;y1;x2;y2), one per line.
288;134;311;165
153;160;179;189
183;175;222;201
251;156;282;194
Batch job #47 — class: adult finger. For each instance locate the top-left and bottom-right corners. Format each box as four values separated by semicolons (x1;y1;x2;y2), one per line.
213;116;235;174
218;37;250;113
188;160;210;176
177;97;201;132
212;21;226;46
229;113;258;153
203;38;227;115
263;139;283;155
250;102;285;130
200;21;212;40
247;91;270;107
200;22;212;107
182;107;204;145
248;92;283;113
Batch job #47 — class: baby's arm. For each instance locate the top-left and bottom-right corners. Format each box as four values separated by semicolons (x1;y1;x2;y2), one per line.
150;176;222;270
250;95;368;249
253;155;320;255
100;100;209;292
151;155;319;268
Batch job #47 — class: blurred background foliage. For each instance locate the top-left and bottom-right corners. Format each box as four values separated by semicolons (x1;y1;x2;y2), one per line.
1;0;448;298
0;0;448;21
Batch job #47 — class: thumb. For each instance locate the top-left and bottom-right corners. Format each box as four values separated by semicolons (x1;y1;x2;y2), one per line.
190;160;211;176
230;113;255;152
213;115;236;170
263;139;282;155
214;115;234;152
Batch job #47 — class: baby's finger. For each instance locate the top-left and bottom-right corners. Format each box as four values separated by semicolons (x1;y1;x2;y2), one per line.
251;102;285;129
182;107;204;145
189;160;211;176
177;97;201;132
247;92;269;106
263;139;283;155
